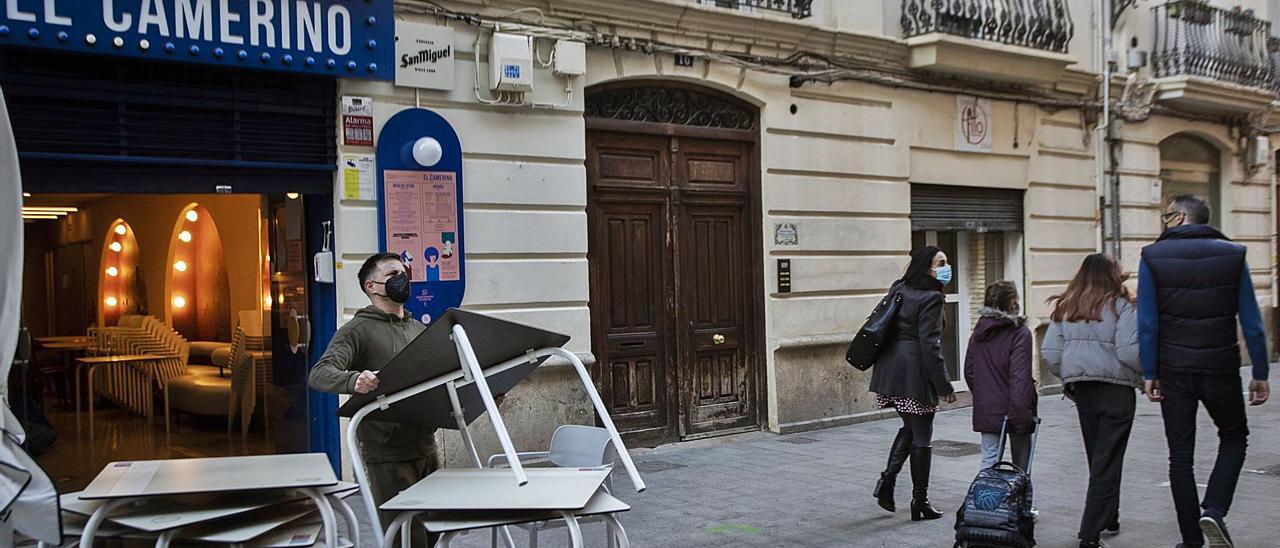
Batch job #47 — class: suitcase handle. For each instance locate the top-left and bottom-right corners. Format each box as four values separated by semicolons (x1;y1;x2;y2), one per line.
997;415;1042;475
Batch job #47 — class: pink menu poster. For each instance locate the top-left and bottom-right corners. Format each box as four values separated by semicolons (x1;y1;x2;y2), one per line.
383;170;460;282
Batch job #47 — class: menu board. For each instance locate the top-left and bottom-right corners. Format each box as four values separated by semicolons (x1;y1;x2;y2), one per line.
383;170;461;283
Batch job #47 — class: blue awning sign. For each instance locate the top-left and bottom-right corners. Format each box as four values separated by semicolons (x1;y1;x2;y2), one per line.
0;0;393;80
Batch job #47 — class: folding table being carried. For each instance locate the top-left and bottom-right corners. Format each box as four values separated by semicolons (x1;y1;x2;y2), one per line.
338;309;647;548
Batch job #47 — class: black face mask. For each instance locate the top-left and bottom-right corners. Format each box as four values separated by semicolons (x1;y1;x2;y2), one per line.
373;273;411;303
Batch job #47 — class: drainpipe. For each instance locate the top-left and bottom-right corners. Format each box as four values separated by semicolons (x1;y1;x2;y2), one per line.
1099;0;1122;260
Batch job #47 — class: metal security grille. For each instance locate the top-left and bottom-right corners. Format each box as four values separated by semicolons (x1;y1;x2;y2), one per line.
910;184;1025;232
0;47;336;193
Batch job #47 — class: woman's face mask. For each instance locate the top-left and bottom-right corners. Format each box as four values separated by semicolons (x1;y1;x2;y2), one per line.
934;264;953;287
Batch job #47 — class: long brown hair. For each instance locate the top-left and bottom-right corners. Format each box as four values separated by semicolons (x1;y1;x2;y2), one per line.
1047;254;1132;322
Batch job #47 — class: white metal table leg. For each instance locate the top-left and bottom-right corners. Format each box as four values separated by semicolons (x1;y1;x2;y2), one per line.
329;493;360;548
79;498;131;547
435;531;460;548
558;513;583;548
155;528;180;548
300;488;338;548
381;512;417;548
605;515;630;548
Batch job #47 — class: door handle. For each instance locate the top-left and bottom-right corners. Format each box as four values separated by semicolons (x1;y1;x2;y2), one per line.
712;334;726;345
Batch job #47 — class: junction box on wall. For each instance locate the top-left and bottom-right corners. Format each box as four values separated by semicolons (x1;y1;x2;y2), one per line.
489;32;534;92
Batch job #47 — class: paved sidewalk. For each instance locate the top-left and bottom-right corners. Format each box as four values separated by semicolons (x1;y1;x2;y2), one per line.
353;379;1279;547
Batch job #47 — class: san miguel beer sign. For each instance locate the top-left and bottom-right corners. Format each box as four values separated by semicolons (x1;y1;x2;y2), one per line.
394;21;454;90
0;1;394;80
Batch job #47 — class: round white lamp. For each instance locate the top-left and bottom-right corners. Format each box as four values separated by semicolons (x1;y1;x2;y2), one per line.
412;137;443;167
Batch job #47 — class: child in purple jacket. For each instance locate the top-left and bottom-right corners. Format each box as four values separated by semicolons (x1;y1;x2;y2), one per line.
964;281;1036;472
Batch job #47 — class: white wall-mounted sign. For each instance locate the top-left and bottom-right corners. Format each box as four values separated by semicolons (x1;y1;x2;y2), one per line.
342;96;374;147
774;223;799;246
395;22;455;90
342;154;376;201
956;95;993;153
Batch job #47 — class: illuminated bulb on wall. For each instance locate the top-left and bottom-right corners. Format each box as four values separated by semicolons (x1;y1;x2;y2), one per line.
109;241;122;252
178;230;192;243
186;210;199;222
174;260;188;272
114;224;127;235
263;295;273;308
278;293;285;304
172;296;187;309
105;296;118;307
286;192;299;200
105;266;119;277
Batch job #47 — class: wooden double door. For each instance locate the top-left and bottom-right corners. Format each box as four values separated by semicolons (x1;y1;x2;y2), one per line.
587;130;761;445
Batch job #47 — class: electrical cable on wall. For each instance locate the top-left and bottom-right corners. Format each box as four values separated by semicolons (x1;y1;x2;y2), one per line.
400;0;1271;132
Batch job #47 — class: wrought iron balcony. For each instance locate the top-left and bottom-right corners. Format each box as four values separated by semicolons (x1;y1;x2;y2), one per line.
702;0;813;19
900;0;1074;54
1152;1;1271;89
1268;37;1280;93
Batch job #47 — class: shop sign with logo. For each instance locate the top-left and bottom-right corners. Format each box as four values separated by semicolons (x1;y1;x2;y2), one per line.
395;21;453;90
955;95;993;152
342;95;373;147
0;0;394;80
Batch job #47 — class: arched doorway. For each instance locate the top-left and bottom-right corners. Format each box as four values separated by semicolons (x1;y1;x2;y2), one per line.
166;203;232;342
1159;134;1221;226
585;82;764;445
98;219;146;327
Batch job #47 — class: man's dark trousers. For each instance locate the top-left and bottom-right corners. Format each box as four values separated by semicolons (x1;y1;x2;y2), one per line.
1072;381;1135;541
1159;372;1249;546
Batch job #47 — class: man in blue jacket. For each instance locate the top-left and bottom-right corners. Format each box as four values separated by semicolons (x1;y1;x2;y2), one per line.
1138;195;1270;548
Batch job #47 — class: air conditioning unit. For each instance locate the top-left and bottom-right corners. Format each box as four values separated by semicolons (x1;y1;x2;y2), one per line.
490;32;534;92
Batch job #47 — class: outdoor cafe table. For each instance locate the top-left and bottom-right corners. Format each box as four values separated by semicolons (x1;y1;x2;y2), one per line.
73;354;169;436
74;453;343;547
379;468;626;548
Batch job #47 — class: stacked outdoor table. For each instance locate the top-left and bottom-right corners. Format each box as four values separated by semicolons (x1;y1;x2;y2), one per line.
50;453;360;548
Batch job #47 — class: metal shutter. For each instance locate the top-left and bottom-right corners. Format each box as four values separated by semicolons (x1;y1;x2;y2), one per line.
910;184;1025;232
0;47;336;194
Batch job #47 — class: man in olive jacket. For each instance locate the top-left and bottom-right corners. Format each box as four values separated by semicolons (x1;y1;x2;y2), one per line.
308;252;436;533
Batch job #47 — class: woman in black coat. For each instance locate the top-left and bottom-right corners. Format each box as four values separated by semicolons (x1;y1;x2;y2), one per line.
869;246;957;520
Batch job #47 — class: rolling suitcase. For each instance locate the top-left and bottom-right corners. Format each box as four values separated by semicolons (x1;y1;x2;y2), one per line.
954;416;1041;548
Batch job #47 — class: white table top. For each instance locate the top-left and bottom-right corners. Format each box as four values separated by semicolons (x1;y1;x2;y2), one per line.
382;467;610;511
79;453;338;500
423;488;631;533
62;482;356;532
182;502;317;543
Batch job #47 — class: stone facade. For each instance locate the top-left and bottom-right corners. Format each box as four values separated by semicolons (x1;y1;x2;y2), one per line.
326;0;1278;471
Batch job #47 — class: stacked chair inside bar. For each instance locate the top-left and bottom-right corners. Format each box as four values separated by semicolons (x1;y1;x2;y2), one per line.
227;325;271;437
84;315;191;417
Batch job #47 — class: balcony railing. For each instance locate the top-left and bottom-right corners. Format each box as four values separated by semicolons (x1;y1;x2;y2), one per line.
1270;37;1280;93
1152;1;1271;88
702;0;813;19
900;0;1075;53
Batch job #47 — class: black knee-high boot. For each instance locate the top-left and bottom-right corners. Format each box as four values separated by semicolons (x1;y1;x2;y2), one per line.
909;446;944;521
874;428;912;512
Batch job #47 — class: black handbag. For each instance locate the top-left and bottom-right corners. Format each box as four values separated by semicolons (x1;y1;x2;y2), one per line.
845;281;904;371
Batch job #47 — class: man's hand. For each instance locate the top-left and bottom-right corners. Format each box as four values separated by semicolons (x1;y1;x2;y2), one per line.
1144;379;1164;402
1249;379;1270;406
942;393;957;404
353;370;380;394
